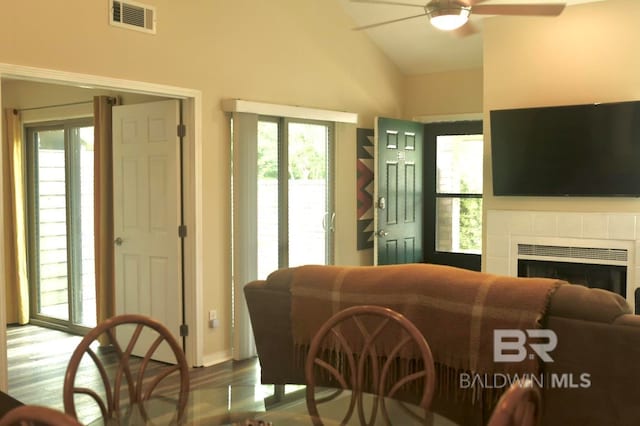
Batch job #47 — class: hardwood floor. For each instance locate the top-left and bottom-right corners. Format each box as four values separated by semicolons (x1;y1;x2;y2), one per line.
6;324;260;413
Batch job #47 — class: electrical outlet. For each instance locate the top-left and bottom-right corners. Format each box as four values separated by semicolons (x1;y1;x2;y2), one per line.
208;309;219;328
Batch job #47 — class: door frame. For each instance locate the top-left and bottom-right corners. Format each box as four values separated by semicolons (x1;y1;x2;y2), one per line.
423;120;483;271
0;63;204;390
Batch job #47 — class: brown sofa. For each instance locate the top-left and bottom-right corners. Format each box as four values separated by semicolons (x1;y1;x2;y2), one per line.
244;263;640;426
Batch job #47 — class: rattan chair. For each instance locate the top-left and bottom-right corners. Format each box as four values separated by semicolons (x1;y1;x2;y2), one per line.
305;305;436;425
0;405;84;426
63;314;189;425
487;379;542;426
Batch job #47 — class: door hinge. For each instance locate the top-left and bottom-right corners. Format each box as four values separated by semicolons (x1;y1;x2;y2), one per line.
178;225;187;238
180;324;189;337
177;123;186;138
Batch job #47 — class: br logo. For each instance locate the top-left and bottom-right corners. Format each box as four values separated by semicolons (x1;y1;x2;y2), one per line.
493;329;558;363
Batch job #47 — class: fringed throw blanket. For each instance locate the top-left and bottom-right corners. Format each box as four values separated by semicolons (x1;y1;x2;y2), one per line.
290;263;565;404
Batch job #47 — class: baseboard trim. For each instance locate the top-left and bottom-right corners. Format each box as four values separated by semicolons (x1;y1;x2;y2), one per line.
200;350;233;367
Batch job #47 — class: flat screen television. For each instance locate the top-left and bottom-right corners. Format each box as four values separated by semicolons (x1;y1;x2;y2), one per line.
490;101;640;196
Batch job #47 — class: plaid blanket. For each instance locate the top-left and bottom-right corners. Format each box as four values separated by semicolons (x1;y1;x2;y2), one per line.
289;263;564;401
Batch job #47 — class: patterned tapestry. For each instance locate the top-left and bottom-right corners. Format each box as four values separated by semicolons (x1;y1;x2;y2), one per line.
357;128;375;250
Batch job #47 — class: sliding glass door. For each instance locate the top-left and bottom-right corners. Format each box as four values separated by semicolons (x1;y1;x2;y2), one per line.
26;119;96;332
257;117;334;279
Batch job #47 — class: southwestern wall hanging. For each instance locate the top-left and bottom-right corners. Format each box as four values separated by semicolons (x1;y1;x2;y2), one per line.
357;128;374;250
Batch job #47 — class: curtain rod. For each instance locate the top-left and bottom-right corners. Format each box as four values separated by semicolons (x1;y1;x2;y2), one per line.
15;100;94;113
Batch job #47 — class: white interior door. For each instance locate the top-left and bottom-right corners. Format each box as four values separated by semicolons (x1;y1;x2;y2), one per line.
113;100;182;362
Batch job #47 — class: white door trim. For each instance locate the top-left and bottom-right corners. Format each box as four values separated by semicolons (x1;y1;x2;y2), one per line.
0;63;204;390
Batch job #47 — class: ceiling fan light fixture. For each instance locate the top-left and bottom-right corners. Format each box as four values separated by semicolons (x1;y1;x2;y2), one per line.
428;5;470;31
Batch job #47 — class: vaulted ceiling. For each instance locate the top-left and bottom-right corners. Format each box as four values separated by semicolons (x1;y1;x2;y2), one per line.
336;0;606;75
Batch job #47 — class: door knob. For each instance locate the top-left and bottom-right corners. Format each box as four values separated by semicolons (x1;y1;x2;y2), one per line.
376;229;388;237
114;237;124;246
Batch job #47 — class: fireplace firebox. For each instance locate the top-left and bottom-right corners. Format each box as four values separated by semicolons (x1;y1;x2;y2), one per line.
518;259;627;303
512;238;636;314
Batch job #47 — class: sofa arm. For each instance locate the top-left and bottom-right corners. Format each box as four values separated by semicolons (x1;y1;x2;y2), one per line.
613;313;640;327
543;315;640;425
543;284;639;425
244;279;305;384
547;284;631;323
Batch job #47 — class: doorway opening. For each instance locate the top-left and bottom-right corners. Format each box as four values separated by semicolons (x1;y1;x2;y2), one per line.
0;65;203;391
424;120;483;271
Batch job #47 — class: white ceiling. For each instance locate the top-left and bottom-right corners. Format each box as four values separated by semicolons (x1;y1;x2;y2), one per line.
336;0;606;75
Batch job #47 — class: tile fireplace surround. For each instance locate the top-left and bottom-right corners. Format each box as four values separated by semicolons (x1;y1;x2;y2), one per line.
485;210;639;313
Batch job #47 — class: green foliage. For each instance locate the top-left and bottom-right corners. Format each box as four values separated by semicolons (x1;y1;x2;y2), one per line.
257;123;278;178
288;140;326;180
257;124;326;180
459;198;482;251
257;145;278;179
458;180;482;251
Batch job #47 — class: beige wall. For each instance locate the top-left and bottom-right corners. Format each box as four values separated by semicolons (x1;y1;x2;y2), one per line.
334;123;375;266
404;68;483;119
0;0;405;362
482;0;640;268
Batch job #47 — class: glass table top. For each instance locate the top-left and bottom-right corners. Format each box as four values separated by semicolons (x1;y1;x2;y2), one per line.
89;384;459;426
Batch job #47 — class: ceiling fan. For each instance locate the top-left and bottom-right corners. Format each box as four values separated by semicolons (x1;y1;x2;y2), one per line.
350;0;566;34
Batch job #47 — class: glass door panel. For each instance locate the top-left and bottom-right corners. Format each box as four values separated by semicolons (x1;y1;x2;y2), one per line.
73;126;96;327
256;118;334;276
28;120;96;332
287;122;331;267
34;129;69;321
257;120;280;279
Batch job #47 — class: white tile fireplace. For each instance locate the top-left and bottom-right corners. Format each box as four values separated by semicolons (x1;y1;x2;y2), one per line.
485;210;639;313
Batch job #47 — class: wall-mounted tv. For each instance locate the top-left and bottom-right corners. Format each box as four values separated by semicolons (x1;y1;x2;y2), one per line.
490;101;640;196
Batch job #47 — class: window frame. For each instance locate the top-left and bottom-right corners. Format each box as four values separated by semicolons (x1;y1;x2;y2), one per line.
424;120;483;271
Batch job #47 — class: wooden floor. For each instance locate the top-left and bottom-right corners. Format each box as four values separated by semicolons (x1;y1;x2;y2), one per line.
6;324;260;413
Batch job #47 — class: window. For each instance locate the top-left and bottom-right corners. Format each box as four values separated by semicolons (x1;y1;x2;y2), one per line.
435;134;483;254
425;121;483;271
26;119;96;331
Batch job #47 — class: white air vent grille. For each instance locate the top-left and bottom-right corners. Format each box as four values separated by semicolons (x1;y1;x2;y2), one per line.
518;244;628;262
110;0;156;34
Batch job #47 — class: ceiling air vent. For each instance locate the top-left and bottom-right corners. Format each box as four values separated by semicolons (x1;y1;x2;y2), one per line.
110;0;156;34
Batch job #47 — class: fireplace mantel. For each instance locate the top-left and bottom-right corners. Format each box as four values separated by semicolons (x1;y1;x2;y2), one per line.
485;210;639;313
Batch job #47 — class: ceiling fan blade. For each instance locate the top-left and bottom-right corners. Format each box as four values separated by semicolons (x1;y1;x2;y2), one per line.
472;3;566;16
349;0;425;7
452;21;479;37
460;0;490;5
353;12;428;30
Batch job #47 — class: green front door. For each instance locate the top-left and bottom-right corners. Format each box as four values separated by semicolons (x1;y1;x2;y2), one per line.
375;117;424;265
